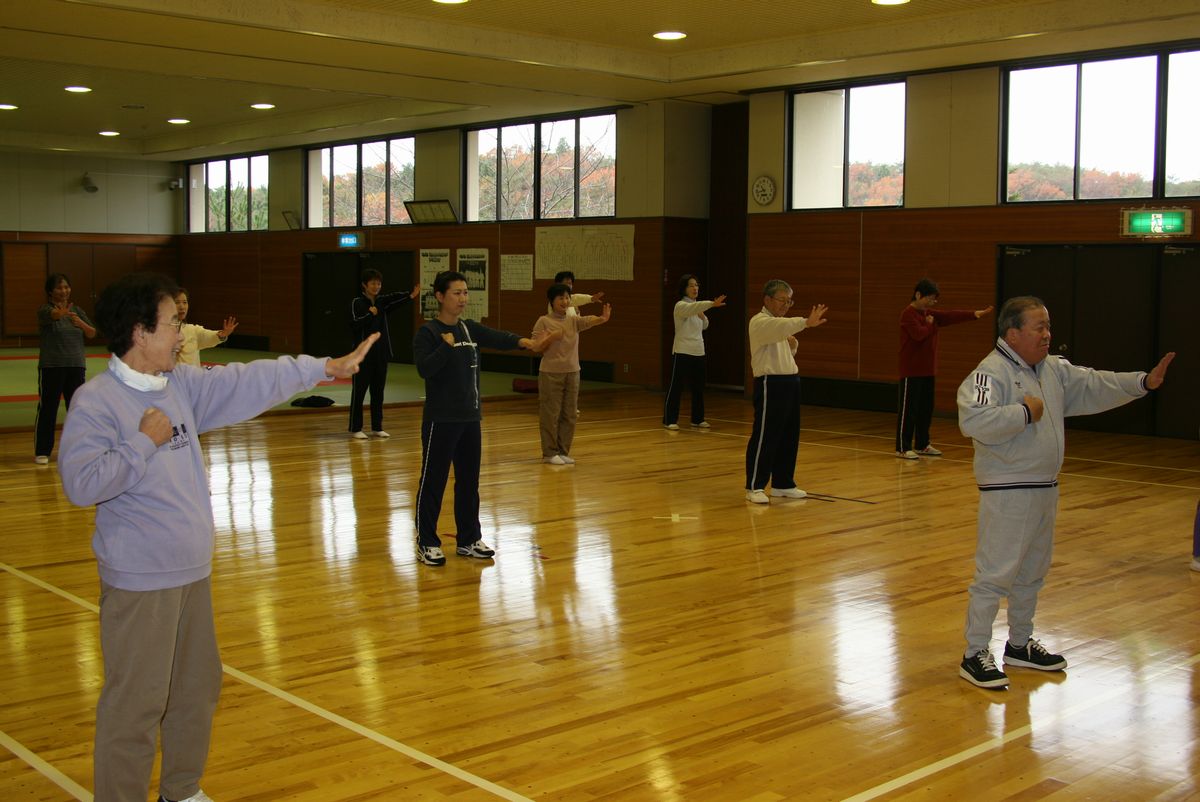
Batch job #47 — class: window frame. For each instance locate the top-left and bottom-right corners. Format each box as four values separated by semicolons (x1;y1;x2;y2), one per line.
1001;41;1200;204
186;151;270;233
306;135;417;229
464;108;618;223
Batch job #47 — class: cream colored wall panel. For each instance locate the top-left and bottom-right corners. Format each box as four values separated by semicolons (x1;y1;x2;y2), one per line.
616;104;664;218
0;154;20;229
748;92;786;213
415;129;462;219
905;74;953;208
948;68;1000;206
269;150;304;231
663;102;711;219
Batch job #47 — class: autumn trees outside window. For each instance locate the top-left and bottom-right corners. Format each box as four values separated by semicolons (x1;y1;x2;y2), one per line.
187;154;269;233
1005;46;1200;202
306;137;416;228
466;112;616;222
790;82;906;210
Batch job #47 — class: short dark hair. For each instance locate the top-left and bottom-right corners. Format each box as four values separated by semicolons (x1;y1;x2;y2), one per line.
95;272;179;357
45;273;71;296
174;287;189;299
554;271;575;284
546;283;572;303
912;278;939;300
997;296;1045;337
677;274;698;299
433;270;467;295
361;268;382;284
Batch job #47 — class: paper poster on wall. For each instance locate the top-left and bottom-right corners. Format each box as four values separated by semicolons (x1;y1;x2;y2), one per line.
457;247;489;319
535;225;635;281
419;248;450;320
500;254;533;291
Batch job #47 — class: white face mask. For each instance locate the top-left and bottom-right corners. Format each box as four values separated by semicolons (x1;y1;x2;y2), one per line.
108;353;168;392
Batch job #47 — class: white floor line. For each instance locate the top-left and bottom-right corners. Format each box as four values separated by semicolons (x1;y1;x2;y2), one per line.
0;730;93;801
841;652;1200;802
0;561;533;802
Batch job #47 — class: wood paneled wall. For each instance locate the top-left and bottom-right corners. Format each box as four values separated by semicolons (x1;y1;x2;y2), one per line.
178;219;703;389
0;232;174;343
747;199;1200;411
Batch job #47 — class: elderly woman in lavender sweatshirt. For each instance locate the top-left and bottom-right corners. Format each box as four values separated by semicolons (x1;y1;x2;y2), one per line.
58;272;376;802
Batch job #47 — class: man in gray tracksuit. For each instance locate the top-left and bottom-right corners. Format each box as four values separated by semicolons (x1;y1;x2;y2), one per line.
956;296;1175;689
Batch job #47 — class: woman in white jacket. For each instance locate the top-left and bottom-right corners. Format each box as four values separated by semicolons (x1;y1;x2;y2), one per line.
663;274;725;430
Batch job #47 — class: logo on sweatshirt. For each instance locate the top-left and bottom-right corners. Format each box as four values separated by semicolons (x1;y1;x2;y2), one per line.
972;372;993;405
168;422;192;451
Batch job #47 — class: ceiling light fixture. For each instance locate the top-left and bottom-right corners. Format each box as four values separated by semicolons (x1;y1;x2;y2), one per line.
99;130;120;137
653;31;687;41
65;85;92;93
167;118;190;124
0;104;17;110
432;0;469;4
250;103;275;110
872;0;910;5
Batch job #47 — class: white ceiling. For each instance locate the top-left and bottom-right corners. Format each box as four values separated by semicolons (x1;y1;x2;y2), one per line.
1;0;1198;161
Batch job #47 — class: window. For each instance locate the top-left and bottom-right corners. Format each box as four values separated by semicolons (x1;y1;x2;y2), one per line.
790;82;905;209
1166;50;1200;197
307;137;416;227
187;154;268;233
1005;47;1200;202
466;112;616;222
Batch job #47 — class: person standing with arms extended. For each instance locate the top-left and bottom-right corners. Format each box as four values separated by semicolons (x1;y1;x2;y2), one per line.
173;288;238;368
412;271;556;566
35;272;96;465
956;295;1174;689
745;280;828;504
534;283;611;464
663;274;725;430
896;278;992;459
348;268;419;439
57;271;377;802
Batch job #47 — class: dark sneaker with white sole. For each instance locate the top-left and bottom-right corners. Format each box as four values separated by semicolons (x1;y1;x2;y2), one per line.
1004;638;1067;671
415;545;446;566
960;649;1009;688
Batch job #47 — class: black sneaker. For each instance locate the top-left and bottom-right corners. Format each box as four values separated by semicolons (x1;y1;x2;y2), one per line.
960;649;1009;688
1004;638;1067;671
415;544;446;566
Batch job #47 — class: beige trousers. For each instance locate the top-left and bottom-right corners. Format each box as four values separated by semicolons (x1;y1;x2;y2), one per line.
538;370;579;457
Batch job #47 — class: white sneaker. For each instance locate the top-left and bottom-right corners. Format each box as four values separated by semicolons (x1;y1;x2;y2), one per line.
415;545;446;566
917;445;942;456
1191;558;1200;573
371;430;390;438
770;487;807;499
544;455;567;465
351;431;368;440
33;455;49;465
456;540;496;559
691;421;711;428
896;450;918;460
558;455;575;464
664;423;679;430
158;791;215;802
745;489;769;504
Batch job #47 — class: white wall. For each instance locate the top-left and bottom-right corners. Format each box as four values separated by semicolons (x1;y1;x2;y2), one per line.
748;92;787;213
0;153;178;234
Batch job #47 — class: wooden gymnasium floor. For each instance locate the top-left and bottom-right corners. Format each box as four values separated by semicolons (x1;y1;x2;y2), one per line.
2;389;1199;801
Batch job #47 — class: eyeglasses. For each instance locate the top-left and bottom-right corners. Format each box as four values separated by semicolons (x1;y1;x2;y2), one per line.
167;319;183;332
770;296;794;306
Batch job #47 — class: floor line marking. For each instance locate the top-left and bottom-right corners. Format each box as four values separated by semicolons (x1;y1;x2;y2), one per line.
0;562;533;802
0;730;92;801
842;652;1200;802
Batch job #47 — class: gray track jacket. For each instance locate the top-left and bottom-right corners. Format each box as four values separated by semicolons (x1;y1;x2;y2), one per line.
957;339;1148;490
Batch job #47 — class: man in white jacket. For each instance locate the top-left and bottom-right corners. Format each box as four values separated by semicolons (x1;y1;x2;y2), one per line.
957;295;1174;689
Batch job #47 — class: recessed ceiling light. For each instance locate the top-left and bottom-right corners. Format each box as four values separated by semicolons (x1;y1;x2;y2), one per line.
250;103;275;110
0;104;17;110
872;0;909;5
167;118;191;124
99;130;120;137
432;0;468;4
653;31;687;41
65;85;92;93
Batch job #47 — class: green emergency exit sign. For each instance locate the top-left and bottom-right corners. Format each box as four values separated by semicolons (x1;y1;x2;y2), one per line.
1121;209;1192;237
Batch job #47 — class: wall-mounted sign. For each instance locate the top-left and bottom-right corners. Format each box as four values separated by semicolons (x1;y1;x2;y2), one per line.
1121;209;1192;237
338;231;363;249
